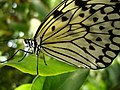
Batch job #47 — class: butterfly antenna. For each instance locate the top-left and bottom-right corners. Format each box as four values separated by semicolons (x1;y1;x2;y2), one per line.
0;47;33;63
0;37;26;63
0;49;21;63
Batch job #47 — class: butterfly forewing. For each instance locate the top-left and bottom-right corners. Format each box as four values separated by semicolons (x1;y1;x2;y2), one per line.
34;0;120;69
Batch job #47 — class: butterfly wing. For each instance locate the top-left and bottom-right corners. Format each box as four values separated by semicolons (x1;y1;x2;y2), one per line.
34;0;120;69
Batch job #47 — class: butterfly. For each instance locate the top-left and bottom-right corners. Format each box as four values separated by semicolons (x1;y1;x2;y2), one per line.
1;0;120;74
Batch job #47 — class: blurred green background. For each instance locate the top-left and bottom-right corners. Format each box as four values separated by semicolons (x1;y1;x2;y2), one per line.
0;0;120;90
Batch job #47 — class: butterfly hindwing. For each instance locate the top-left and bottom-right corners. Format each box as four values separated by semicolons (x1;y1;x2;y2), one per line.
35;0;120;69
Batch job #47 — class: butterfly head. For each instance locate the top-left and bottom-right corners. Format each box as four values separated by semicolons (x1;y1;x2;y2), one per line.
23;39;36;54
23;37;41;55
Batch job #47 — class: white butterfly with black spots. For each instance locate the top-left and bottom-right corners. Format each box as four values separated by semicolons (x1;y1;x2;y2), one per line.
17;0;120;70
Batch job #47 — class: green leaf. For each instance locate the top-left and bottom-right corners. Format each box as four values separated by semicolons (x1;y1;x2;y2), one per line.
31;76;46;90
2;55;77;76
31;69;89;90
15;84;31;90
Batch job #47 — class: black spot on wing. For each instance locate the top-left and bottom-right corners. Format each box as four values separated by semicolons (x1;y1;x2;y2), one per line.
99;26;105;30
53;10;63;18
96;37;102;41
89;45;95;50
103;16;109;21
52;26;55;31
93;17;98;22
79;13;84;18
62;16;68;22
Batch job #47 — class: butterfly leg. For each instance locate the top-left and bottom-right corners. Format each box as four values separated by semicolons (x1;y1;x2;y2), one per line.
36;50;47;74
18;48;33;62
36;54;47;75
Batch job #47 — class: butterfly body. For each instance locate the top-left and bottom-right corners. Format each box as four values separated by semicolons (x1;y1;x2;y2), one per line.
24;0;120;70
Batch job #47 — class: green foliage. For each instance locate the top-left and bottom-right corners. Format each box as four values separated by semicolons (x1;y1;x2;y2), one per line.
0;0;120;90
31;69;89;90
3;55;77;76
